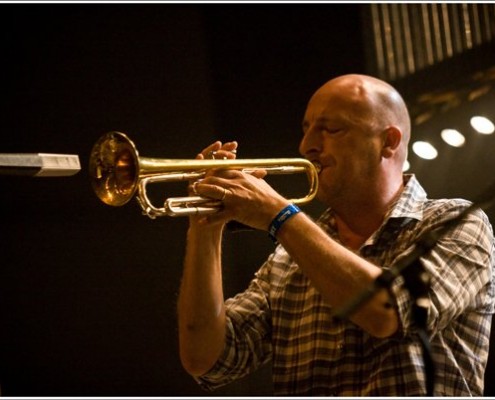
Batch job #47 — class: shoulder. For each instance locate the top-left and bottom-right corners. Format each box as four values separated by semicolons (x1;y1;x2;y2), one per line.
422;197;490;225
420;198;494;249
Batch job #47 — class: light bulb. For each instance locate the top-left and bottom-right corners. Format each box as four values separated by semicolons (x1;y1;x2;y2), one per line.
412;141;438;160
441;129;465;147
470;116;494;135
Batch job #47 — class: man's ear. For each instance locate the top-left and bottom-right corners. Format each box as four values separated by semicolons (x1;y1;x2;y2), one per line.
381;126;402;158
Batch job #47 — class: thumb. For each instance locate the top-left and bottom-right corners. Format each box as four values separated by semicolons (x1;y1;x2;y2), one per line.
249;168;268;179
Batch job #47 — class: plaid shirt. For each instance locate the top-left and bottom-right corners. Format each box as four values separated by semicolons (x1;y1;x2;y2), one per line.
196;175;495;396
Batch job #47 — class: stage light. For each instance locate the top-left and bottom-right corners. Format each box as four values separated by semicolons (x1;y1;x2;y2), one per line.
403;160;410;172
440;129;466;147
470;116;495;135
412;141;438;160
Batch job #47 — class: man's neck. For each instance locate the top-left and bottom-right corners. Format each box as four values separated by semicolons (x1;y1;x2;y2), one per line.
333;181;404;250
334;211;383;250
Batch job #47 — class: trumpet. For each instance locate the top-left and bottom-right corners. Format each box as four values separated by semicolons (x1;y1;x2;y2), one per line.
89;131;319;219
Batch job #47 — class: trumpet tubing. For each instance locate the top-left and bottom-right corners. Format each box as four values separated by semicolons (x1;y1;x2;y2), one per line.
89;131;319;218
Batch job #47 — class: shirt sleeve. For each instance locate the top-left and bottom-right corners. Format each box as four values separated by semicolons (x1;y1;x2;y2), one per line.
390;200;495;337
194;255;274;391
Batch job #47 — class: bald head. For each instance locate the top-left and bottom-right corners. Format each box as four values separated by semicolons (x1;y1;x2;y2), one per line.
313;74;411;162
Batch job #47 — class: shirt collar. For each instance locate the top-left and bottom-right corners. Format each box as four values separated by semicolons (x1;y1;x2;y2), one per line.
363;174;427;248
317;174;428;245
385;174;427;222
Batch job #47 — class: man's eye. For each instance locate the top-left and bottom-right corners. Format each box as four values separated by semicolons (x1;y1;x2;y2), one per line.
325;128;342;134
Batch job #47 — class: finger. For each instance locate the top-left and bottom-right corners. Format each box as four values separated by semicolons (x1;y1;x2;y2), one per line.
188;179;204;195
197;141;222;159
220;141;238;152
195;182;229;200
245;168;267;179
212;142;238;160
203;169;243;180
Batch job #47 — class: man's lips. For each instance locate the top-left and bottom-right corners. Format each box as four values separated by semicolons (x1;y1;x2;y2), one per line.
311;160;322;174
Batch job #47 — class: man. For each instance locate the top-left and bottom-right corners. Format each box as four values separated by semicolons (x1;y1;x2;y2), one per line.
177;74;494;395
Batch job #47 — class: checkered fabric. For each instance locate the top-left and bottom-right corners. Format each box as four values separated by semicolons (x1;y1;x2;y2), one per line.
196;174;495;396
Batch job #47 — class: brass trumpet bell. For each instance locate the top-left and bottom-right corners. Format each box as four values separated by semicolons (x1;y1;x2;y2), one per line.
89;131;140;207
89;131;319;219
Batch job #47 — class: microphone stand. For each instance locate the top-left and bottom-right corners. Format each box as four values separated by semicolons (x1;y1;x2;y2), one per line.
333;180;495;396
402;257;435;396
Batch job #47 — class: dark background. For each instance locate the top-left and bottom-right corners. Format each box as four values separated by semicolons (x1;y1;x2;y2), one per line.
0;3;493;396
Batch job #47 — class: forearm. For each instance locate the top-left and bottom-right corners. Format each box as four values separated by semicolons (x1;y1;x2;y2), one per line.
276;212;398;337
178;225;227;376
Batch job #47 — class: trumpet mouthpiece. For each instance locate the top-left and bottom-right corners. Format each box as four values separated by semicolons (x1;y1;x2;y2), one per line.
312;161;322;174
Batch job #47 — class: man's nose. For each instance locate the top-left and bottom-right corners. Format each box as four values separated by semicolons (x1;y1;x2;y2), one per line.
299;126;322;157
